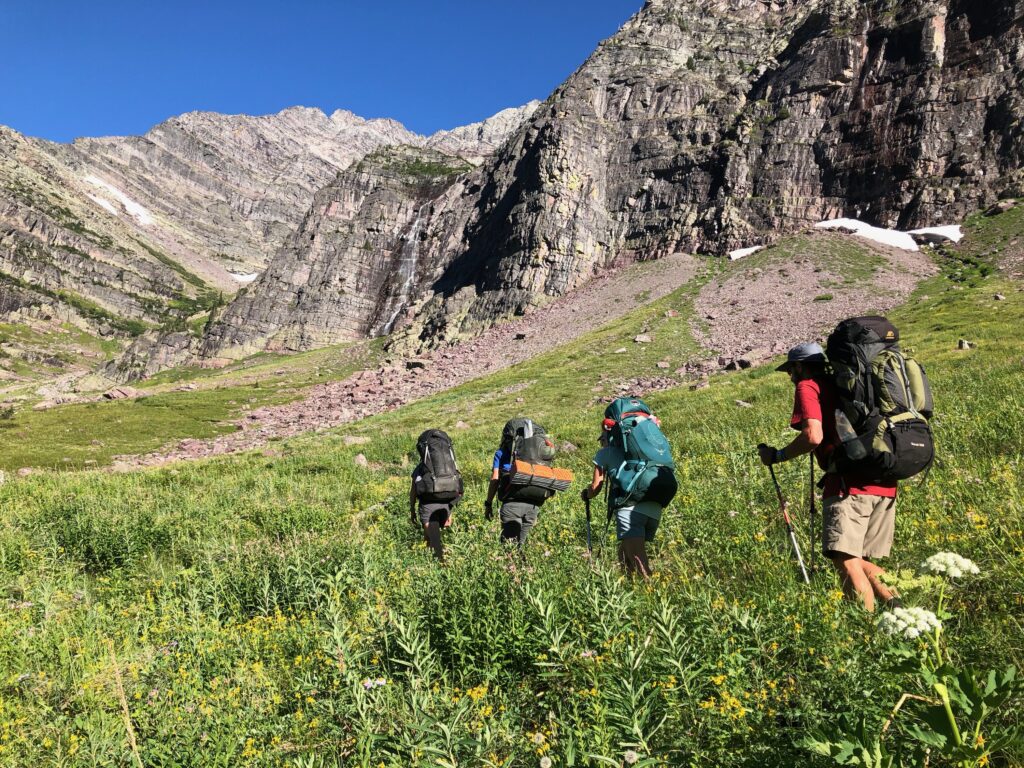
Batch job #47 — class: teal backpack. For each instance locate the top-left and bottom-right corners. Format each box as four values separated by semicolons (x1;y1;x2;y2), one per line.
602;397;678;510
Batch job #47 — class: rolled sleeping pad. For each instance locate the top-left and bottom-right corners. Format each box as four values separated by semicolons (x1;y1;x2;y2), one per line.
507;459;574;492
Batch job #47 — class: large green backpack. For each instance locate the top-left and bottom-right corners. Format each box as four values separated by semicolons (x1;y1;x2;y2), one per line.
602;397;678;510
825;316;935;482
498;418;557;505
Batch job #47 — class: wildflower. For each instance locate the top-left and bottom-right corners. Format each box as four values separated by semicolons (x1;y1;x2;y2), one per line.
580;650;596;658
920;552;980;579
540;758;553;768
532;732;546;745
624;750;640;765
877;607;942;640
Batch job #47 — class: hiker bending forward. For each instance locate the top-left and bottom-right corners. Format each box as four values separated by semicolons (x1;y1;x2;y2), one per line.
581;409;675;577
410;429;464;561
410;474;453;560
758;343;898;611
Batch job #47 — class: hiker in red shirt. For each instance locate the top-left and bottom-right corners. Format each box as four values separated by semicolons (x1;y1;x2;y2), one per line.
758;342;900;611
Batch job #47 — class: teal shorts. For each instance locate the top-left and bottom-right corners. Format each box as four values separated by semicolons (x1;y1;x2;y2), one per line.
615;504;662;541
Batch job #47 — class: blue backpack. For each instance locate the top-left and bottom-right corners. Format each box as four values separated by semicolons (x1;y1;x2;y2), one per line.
602;397;678;510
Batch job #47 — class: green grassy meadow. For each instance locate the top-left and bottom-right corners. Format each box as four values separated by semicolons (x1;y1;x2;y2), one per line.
0;213;1022;766
0;340;377;471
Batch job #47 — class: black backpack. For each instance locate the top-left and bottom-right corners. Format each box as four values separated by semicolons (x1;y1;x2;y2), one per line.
825;316;935;482
498;418;556;505
414;429;463;504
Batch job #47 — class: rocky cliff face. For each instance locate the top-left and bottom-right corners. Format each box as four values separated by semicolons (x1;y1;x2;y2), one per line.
205;0;1024;361
425;101;542;164
200;147;473;361
1;104;535;382
66;107;426;275
399;0;1024;348
0;126;216;337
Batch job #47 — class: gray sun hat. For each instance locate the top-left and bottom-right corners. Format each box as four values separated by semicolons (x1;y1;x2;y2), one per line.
776;341;826;372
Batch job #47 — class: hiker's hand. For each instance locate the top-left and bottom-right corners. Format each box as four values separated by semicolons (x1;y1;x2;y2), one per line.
410;507;417;524
757;443;778;466
484;501;493;521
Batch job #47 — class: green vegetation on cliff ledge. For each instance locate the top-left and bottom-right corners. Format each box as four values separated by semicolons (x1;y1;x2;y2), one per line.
0;214;1021;766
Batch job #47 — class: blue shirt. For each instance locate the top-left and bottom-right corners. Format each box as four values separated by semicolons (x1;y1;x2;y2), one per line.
493;449;511;473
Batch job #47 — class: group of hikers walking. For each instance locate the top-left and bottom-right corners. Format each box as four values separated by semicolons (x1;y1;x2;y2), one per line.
408;315;935;610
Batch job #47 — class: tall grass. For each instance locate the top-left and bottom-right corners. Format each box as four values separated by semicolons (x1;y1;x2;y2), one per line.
0;217;1021;766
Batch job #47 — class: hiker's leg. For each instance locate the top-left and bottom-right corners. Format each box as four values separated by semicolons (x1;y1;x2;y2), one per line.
614;506;631;572
499;502;527;546
830;553;876;611
861;559;895;603
620;538;649;578
822;493;876;607
500;518;522;545
517;506;538;546
634;510;660;579
616;506;650;578
861;497;896;602
424;522;443;560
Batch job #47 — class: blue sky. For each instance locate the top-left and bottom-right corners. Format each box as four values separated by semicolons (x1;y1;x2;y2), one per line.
1;1;644;142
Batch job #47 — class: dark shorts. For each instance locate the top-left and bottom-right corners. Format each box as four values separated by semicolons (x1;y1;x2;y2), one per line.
418;502;451;527
499;501;539;545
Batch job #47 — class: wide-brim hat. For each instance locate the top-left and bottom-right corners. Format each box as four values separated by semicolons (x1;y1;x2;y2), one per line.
776;341;826;372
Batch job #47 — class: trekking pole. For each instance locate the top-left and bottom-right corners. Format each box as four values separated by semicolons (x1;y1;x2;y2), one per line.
584;493;593;555
808;455;817;575
767;463;811;585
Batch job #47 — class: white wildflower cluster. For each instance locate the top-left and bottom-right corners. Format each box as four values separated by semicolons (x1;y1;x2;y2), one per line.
920;552;981;579
877;607;942;640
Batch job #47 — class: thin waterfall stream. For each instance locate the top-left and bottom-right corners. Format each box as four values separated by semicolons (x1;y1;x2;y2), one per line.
378;206;427;335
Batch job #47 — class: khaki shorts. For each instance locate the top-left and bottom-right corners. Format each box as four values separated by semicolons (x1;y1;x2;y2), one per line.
822;494;896;559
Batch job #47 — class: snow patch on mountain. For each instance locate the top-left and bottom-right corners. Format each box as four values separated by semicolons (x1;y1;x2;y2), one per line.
83;175;154;226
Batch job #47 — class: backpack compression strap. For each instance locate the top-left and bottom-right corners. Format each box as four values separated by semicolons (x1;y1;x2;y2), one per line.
602;411;659;431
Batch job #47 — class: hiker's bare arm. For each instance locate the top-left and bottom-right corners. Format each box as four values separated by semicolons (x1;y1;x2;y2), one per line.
584;465;605;499
784;418;824;458
486;469;499;504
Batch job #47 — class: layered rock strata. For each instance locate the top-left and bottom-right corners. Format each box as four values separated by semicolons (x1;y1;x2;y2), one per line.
200;147;474;360
205;0;1024;362
1;104;536;373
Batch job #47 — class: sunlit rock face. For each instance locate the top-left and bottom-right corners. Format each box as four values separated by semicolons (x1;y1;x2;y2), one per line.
382;0;1024;351
64;0;1024;372
200;147;475;360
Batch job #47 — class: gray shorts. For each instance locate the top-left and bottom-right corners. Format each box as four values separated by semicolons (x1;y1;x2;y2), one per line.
418;502;451;527
615;505;661;541
500;501;539;545
823;493;896;559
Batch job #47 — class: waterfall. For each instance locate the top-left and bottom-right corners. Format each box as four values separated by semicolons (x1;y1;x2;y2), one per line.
379;206;427;335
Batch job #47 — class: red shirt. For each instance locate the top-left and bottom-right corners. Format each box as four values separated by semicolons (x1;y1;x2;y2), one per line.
791;377;897;499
